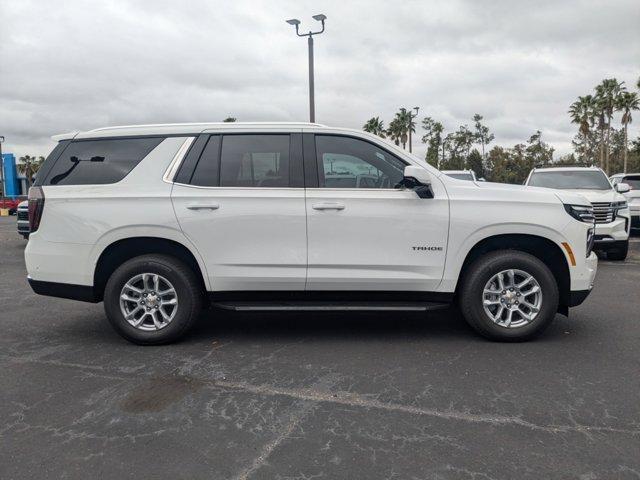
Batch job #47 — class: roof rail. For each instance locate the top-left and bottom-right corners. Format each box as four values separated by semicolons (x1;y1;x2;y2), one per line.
534;162;597;169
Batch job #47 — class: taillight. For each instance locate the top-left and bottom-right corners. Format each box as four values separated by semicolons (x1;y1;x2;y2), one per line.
28;186;45;233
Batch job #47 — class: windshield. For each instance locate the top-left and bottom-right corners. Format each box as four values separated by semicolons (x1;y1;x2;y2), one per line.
446;173;474;181
528;171;611;190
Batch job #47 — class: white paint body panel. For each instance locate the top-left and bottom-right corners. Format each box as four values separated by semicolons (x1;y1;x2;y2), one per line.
25;123;597;299
171;185;307;290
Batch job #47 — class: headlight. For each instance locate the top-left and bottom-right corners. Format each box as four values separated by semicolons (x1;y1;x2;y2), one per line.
612;200;628;209
564;204;595;223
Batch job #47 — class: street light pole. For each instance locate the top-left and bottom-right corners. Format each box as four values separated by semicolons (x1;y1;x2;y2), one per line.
286;14;327;123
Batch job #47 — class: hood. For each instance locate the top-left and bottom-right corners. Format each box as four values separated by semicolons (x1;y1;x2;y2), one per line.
474;181;590;206
560;188;625;204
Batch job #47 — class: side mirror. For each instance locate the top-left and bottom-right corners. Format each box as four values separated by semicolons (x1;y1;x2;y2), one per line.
615;182;630;193
402;165;433;199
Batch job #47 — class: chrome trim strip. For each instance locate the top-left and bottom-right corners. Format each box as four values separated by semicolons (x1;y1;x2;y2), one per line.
163;137;195;184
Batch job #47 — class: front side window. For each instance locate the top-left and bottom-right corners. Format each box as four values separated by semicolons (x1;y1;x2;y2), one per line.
45;137;163;185
220;135;290;187
315;135;406;189
528;170;612;190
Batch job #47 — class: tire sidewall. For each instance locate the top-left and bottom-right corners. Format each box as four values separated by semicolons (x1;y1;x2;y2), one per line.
462;252;559;341
104;256;199;344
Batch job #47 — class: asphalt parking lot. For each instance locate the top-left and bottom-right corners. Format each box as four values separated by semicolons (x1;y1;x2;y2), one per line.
1;216;639;480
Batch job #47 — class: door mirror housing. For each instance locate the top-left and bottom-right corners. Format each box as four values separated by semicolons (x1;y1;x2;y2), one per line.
402;165;433;198
615;182;630;193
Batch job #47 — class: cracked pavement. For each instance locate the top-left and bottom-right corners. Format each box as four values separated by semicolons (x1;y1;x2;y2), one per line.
1;217;639;479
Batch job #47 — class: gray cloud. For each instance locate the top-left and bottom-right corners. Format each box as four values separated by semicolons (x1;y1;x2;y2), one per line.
1;0;638;159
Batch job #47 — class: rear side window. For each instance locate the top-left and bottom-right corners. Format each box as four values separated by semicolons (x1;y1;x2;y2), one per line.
220;135;290;187
44;137;163;185
189;136;221;187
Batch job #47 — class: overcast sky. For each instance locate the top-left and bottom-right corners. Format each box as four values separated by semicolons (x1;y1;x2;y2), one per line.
1;0;639;160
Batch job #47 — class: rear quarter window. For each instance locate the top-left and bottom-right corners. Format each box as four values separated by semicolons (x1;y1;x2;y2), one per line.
43;137;164;186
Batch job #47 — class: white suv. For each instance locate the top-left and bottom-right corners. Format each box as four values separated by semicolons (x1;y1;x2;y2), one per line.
524;166;631;260
609;173;640;232
26;123;598;344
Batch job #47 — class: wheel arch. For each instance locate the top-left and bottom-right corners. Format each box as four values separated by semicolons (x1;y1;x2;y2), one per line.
93;237;208;302
455;233;571;314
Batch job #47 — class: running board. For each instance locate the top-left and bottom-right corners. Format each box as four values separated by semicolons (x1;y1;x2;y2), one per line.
212;301;450;312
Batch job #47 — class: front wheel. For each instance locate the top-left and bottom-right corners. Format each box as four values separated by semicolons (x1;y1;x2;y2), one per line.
103;254;203;345
459;250;559;341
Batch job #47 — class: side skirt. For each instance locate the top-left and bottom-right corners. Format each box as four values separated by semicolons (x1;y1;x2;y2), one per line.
208;291;453;312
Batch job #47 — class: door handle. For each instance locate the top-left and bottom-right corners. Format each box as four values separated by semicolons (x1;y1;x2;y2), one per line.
187;203;220;210
312;202;345;211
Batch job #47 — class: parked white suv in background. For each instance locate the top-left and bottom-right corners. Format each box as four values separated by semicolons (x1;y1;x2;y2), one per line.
525;166;631;260
610;173;640;232
26;123;597;344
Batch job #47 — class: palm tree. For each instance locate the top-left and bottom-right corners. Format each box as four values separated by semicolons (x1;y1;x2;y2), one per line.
568;95;597;163
386;118;403;147
17;155;44;187
595;78;625;174
362;117;386;138
616;91;639;173
392;108;413;149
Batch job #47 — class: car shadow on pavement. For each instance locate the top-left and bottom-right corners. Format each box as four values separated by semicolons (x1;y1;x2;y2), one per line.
177;306;571;345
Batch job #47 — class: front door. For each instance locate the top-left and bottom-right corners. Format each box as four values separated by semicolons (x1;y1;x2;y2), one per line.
304;134;449;291
172;132;307;291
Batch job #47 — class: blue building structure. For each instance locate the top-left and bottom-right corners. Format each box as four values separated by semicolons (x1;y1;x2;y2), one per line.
1;153;28;197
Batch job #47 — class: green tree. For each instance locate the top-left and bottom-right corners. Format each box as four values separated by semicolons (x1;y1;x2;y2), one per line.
392;108;414;149
472;114;494;161
223;117;237;122
467;149;484;179
362;117;386;138
17;155;44;187
386;118;404;147
595;78;626;174
569;95;597;163
616;91;639;173
526;130;554;168
421;117;444;168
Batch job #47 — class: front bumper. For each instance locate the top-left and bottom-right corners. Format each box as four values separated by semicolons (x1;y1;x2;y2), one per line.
593;214;630;244
567;251;598;307
17;220;29;236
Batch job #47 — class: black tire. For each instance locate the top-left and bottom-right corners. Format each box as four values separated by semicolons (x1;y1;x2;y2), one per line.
459;250;559;342
606;241;628;261
103;254;203;345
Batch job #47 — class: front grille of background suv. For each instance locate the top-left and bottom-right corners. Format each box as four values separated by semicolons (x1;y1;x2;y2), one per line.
592;202;615;224
17;210;28;221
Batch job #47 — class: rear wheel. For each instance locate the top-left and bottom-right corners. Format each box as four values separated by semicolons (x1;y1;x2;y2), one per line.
459;250;559;341
104;254;203;345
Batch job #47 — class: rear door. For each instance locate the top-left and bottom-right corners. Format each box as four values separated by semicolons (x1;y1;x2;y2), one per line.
171;131;307;291
303;133;449;291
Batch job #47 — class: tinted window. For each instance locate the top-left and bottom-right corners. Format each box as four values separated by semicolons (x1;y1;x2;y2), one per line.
622;175;640;189
220;135;290;187
45;137;163;185
190;136;221;186
528;171;611;190
315;136;405;189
